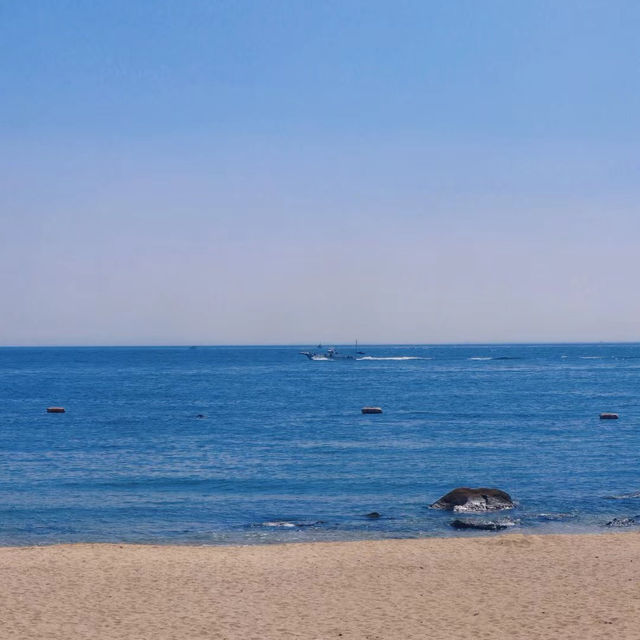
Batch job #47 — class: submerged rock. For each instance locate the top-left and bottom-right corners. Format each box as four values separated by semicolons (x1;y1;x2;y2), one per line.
431;487;514;512
606;517;638;527
450;518;517;531
364;512;381;519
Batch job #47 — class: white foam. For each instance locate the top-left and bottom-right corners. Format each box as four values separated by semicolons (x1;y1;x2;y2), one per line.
469;357;492;360
608;491;640;500
357;356;429;361
261;521;296;528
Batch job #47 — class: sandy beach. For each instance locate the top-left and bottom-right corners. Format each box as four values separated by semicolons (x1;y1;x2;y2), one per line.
2;533;640;639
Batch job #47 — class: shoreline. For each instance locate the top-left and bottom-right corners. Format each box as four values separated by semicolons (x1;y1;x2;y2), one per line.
0;524;633;549
3;532;640;639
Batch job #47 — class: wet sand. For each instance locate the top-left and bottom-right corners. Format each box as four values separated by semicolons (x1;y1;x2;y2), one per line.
2;533;640;639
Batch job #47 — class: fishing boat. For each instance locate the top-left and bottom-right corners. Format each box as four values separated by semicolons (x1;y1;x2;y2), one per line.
300;341;364;360
300;347;354;360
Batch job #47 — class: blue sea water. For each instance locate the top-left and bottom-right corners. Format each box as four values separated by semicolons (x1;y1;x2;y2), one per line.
1;344;640;546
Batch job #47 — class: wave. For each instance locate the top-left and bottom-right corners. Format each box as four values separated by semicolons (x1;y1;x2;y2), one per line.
536;512;576;521
580;356;604;359
606;491;640;500
311;355;430;361
468;356;523;361
357;356;430;361
258;520;325;528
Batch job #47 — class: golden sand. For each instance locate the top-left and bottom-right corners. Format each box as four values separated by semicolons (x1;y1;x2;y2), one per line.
2;533;640;639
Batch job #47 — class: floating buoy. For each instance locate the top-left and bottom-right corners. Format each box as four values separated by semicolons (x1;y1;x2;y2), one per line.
46;407;65;413
361;407;383;414
600;412;619;420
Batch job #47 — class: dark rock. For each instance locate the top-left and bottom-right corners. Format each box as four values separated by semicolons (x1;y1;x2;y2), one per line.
606;517;638;527
450;518;516;531
195;414;206;419
600;413;619;420
431;487;514;512
365;512;381;519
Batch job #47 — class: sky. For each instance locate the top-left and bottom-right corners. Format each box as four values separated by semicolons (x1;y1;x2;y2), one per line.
2;0;640;345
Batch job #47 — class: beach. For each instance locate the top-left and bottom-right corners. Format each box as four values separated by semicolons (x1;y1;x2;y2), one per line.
2;533;640;639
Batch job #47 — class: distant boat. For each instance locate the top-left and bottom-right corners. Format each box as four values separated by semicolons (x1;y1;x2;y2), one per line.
300;342;363;360
300;347;355;360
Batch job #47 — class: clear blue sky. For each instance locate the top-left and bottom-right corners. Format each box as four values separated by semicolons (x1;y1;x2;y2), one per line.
2;1;639;345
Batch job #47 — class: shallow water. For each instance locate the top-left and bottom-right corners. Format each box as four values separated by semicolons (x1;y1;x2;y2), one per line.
1;344;639;545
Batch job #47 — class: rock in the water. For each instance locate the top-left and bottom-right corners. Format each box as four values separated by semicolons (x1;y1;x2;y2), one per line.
606;517;638;527
450;518;516;531
600;412;619;420
431;487;514;512
365;512;381;519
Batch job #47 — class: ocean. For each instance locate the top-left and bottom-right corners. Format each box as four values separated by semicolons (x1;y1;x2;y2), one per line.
1;344;639;545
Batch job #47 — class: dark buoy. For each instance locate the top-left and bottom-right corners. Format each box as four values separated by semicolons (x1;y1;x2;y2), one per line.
46;407;65;413
600;413;619;420
361;407;383;414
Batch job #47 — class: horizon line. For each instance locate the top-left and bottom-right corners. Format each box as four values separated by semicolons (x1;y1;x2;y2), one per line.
1;341;639;349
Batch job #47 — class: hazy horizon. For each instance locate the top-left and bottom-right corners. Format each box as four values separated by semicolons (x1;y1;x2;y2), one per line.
2;341;639;349
3;2;639;346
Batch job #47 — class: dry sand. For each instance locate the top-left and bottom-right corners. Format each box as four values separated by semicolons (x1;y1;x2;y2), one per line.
2;533;640;639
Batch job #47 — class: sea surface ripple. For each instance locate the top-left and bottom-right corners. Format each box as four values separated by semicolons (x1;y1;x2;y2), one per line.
1;344;639;545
